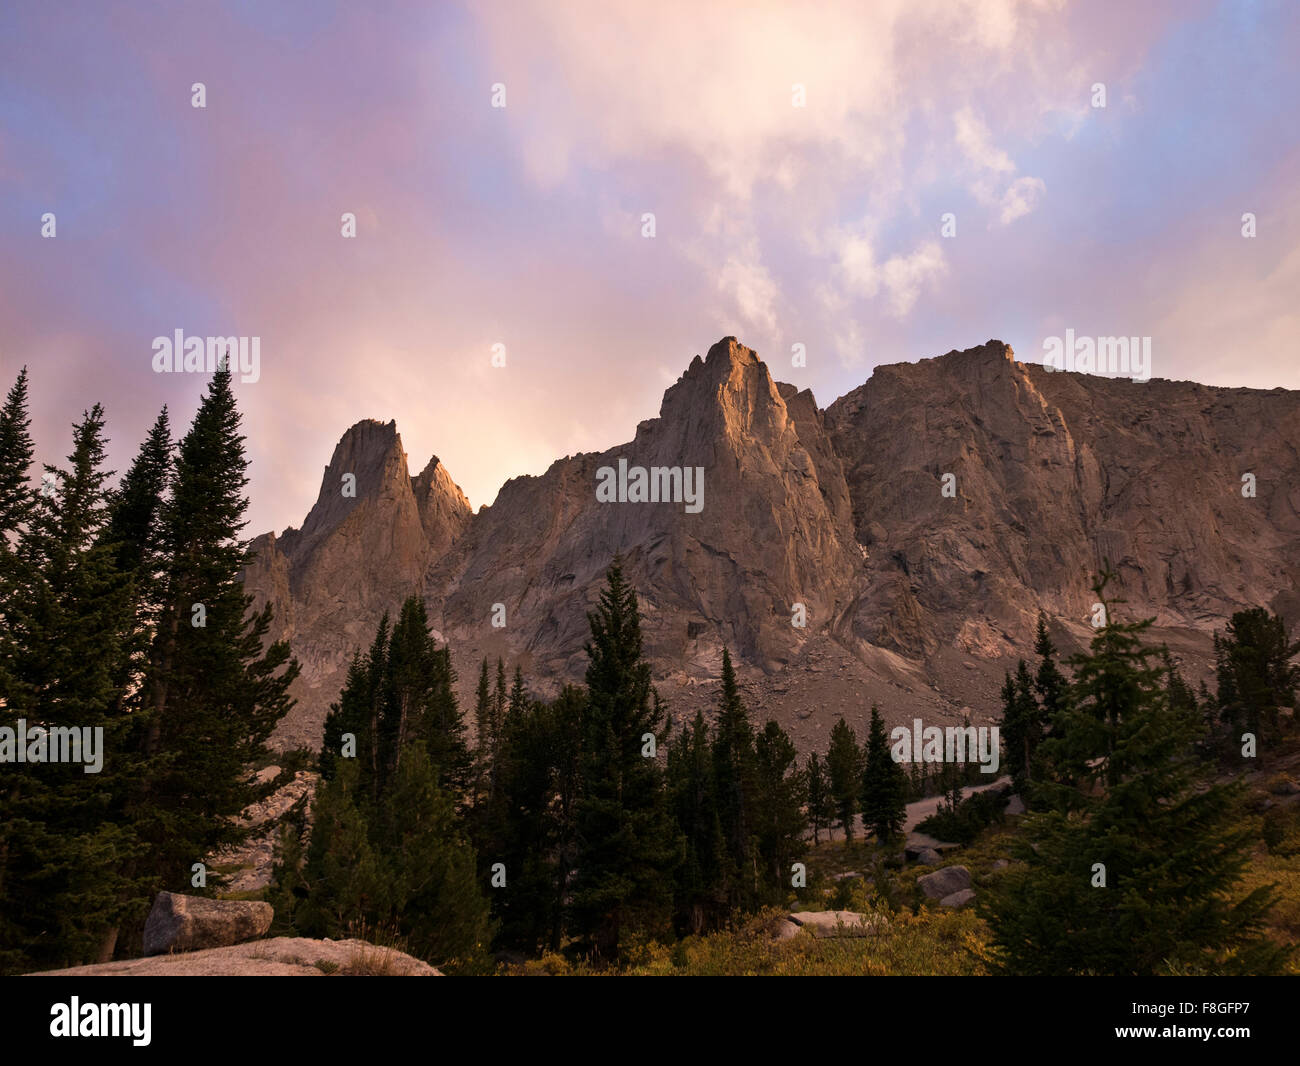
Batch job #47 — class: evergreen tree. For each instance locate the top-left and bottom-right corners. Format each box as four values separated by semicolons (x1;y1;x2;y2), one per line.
983;572;1287;975
370;742;493;971
1214;608;1299;766
667;710;724;933
0;366;35;542
1033;613;1068;721
826;717;861;843
99;409;172;716
805;752;833;844
860;705;906;844
124;368;298;948
751;720;807;899
0;405;142;970
1000;660;1043;797
570;558;682;960
711;646;757;910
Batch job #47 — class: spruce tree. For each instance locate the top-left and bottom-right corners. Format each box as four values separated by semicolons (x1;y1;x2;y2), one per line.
860;705;906;844
1000;659;1043;797
0;366;35;542
1033;613;1068;722
983;573;1287;975
126;368;298;938
570;558;682;960
805;752;832;844
371;741;493;972
1214;608;1299;766
826;717;861;843
0;405;140;970
667;710;724;933
712;646;757;909
99;409;172;716
751;720;807;899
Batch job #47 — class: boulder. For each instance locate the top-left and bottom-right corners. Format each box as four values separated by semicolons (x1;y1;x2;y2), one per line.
787;910;880;938
940;889;976;908
918;865;972;900
143;892;273;956
914;847;942;866
771;919;803;941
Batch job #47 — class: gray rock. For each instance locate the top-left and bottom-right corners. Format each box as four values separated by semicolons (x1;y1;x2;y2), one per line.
914;847;942;866
992;859;1009;870
772;919;802;941
940;888;976;908
787;910;881;938
1005;794;1026;815
31;937;439;976
918;865;972;900
143;892;273;956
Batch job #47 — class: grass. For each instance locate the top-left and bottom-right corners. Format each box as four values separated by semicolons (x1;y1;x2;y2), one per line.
506;904;991;976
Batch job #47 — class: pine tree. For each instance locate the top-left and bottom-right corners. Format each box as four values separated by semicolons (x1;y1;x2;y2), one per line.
752;720;807;900
370;742;493;972
711;646;757;910
826;717;861;843
0;405;140;970
0;366;35;542
805;752;833;844
667;710;724;933
570;558;682;960
1214;608;1299;767
293;759;384;941
471;658;496;801
983;572;1288;975
1033;613;1068;721
1000;659;1043;797
99;409;172;716
860;705;906;844
125;368;298;946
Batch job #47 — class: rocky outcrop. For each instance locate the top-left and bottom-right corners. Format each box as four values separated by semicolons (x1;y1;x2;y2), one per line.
209;769;317;894
242;337;1300;753
786;910;882;938
31;937;441;977
142;892;272;955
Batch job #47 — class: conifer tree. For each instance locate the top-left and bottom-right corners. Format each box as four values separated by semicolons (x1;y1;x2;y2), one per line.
0;366;35;542
826;717;861;843
805;752;832;844
100;409;172;714
983;572;1287;975
667;710;724;933
1214;608;1299;766
1033;613;1068;722
127;368;298;929
370;741;493;971
860;705;906;843
752;719;807;898
570;558;681;959
1000;659;1043;797
712;646;756;909
0;405;141;970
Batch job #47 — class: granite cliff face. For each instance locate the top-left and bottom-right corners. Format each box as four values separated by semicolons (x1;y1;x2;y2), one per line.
245;338;1300;752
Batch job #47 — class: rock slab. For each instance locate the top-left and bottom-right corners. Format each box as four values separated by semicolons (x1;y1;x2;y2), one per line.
787;910;880;938
31;937;440;977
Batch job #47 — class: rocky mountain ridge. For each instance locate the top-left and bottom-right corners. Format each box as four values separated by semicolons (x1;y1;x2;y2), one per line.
243;338;1300;753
